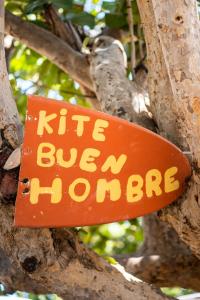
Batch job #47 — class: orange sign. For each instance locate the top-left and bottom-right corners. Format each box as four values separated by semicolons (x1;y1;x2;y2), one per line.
15;95;191;227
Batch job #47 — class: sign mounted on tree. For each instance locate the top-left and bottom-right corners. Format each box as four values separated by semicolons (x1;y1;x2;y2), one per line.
15;96;191;227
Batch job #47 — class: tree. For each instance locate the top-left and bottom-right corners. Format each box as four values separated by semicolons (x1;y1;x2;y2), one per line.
0;0;200;299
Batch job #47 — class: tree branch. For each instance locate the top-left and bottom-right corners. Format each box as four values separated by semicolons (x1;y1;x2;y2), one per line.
42;5;99;110
0;205;174;300
90;35;156;131
44;4;82;51
116;214;200;290
124;254;200;290
0;8;22;148
126;0;136;76
5;10;93;91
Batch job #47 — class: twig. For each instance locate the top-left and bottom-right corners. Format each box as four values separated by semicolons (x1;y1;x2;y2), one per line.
137;24;144;61
126;0;136;78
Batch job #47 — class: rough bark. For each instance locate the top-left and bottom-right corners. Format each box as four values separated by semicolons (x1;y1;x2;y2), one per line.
0;205;174;300
137;0;200;259
117;215;200;290
0;6;21;148
0;1;22;203
90;36;155;131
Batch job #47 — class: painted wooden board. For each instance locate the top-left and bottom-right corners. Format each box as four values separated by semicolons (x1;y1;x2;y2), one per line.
15;95;191;227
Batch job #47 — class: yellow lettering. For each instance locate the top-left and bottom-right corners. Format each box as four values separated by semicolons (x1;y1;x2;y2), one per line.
79;148;100;172
56;148;77;168
72;115;90;137
92;119;109;141
37;143;55;167
58;109;67;135
101;154;127;174
127;175;143;202
30;178;62;204
96;179;121;203
165;167;179;193
69;178;90;202
37;110;57;135
146;169;162;197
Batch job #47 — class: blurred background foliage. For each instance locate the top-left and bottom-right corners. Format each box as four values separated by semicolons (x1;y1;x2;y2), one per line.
2;0;196;298
79;218;143;256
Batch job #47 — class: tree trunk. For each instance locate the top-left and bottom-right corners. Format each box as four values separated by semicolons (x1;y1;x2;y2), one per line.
137;0;200;259
0;1;21;148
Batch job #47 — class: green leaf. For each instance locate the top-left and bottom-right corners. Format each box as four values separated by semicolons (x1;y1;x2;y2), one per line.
116;0;126;14
5;0;28;11
51;0;73;9
66;12;95;27
132;0;140;24
102;1;116;12
105;13;127;28
5;2;23;13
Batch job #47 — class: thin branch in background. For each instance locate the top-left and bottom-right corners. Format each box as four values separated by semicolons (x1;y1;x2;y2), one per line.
44;5;82;51
22;80;96;99
126;0;136;78
137;24;144;60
